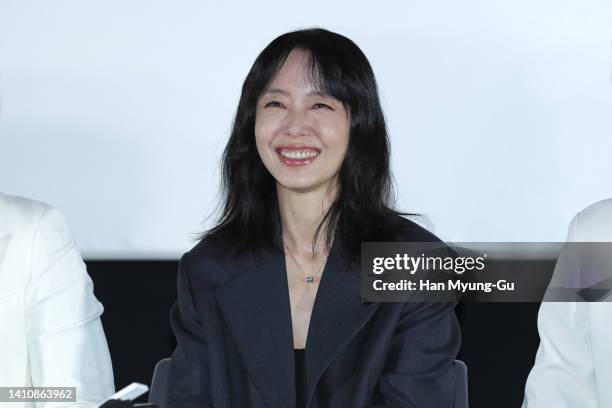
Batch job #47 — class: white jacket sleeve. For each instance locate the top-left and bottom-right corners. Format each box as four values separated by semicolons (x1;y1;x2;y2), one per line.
522;213;598;407
25;208;115;408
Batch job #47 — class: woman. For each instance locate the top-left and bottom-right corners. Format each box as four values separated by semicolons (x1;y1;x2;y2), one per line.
166;28;460;408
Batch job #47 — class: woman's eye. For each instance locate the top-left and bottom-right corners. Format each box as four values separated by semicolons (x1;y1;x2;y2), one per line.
264;101;284;108
313;102;333;110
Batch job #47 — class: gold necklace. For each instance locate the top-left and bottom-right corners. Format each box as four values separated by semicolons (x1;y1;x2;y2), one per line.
282;238;329;284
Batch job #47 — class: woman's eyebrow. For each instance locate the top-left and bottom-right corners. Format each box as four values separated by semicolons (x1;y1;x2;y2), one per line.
261;88;332;98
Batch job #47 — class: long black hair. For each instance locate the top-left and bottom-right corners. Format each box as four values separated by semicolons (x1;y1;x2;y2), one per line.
202;27;413;263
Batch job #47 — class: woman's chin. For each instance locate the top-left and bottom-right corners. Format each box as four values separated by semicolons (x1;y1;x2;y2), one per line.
276;179;324;193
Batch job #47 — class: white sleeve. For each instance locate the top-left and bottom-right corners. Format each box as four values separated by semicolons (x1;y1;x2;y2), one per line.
25;208;115;408
522;213;597;407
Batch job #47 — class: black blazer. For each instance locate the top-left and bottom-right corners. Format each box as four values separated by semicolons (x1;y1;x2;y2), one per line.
166;205;461;408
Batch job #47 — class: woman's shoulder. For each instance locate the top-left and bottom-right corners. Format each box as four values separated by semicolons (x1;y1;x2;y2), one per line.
387;213;444;244
179;232;256;286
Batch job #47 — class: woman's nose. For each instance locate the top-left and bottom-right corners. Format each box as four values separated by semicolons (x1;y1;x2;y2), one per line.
283;109;310;137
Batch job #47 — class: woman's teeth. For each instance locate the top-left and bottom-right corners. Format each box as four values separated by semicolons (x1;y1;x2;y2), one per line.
279;150;320;159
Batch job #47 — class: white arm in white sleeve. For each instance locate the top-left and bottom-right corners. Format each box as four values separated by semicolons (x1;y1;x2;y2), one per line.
25;208;115;408
522;213;598;407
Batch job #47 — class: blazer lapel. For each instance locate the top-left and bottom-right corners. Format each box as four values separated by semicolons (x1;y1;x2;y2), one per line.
213;206;295;408
213;201;382;408
304;232;381;408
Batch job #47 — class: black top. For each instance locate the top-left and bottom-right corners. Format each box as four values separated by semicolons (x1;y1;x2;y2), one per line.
294;349;306;408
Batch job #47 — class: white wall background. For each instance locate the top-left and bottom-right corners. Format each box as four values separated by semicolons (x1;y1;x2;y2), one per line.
0;0;611;259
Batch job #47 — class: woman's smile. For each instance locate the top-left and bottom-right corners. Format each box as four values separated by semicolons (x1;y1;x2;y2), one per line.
275;144;321;167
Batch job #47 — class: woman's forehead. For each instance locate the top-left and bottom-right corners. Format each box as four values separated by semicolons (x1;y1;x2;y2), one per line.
264;53;330;96
262;70;331;97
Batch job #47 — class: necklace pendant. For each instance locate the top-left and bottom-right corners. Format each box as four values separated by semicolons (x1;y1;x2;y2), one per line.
306;276;314;283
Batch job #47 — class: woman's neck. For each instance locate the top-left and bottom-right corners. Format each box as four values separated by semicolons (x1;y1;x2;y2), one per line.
276;183;337;256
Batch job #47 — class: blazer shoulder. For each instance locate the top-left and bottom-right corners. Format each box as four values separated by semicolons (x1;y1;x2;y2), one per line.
180;233;253;287
390;213;444;243
0;192;52;217
185;232;245;263
577;198;612;223
572;198;612;241
0;192;55;233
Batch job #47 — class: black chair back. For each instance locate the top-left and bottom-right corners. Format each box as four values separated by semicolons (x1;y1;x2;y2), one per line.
148;358;171;408
454;359;469;408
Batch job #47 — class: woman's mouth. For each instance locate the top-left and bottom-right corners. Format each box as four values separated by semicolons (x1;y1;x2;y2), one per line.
275;145;321;167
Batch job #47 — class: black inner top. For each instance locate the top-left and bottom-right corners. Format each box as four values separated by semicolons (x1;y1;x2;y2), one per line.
294;348;306;408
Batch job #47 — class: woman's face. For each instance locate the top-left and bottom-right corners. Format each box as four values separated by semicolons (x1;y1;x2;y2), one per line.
255;48;350;194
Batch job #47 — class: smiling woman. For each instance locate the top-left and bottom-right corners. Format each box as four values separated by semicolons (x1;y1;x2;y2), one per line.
255;48;350;202
165;28;460;408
